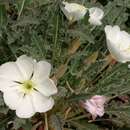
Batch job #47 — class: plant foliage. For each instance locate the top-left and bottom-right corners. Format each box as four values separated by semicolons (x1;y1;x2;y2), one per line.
0;0;130;130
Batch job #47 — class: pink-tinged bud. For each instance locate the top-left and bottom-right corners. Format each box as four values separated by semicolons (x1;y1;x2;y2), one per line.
82;95;106;120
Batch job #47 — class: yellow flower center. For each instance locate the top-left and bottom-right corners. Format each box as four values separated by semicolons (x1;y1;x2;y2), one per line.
21;80;35;94
124;47;130;54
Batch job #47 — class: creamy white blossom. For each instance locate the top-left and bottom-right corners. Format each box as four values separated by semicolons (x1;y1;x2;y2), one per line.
0;55;57;118
88;7;104;26
105;25;130;63
60;2;87;22
128;64;130;68
82;95;106;120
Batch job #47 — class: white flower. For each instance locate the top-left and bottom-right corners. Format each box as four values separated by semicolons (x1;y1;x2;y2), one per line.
88;7;104;26
105;25;130;63
60;2;87;22
82;95;106;120
0;55;57;118
128;64;130;68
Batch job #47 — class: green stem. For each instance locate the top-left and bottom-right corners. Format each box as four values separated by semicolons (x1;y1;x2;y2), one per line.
109;88;130;100
18;0;26;20
44;113;48;130
53;14;59;61
66;115;87;122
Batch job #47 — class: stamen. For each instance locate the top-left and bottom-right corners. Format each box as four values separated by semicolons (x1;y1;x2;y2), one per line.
21;80;35;94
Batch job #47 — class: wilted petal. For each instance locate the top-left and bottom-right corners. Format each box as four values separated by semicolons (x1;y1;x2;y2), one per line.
92;95;106;106
96;107;105;117
16;95;35;118
31;91;54;112
82;95;106;119
89;7;104;26
84;100;97;118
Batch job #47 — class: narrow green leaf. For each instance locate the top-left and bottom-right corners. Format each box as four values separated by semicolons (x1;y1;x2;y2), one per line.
16;0;33;19
0;4;7;27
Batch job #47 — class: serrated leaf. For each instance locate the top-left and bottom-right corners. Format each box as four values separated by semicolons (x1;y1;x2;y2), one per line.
68;29;95;43
34;0;51;6
70;121;100;130
115;0;130;8
104;0;128;25
22;120;32;130
0;107;9;114
68;94;90;102
14;117;26;129
106;105;130;127
49;115;63;130
13;16;40;27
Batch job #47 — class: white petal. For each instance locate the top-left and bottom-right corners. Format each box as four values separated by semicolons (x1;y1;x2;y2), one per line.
61;2;87;21
128;64;130;68
89;7;104;19
61;6;73;21
63;2;87;14
31;91;54;112
88;18;102;26
92;95;106;106
85;100;97;113
0;62;23;81
85;100;97;117
104;25;130;63
3;87;23;110
89;7;104;26
106;39;127;63
16;95;35;118
35;78;57;97
16;55;35;80
105;25;120;43
96;107;105;117
32;61;51;82
118;31;130;50
0;78;17;92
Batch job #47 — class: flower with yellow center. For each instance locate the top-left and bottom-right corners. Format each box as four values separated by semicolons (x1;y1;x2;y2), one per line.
0;55;57;118
21;80;35;94
105;25;130;63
